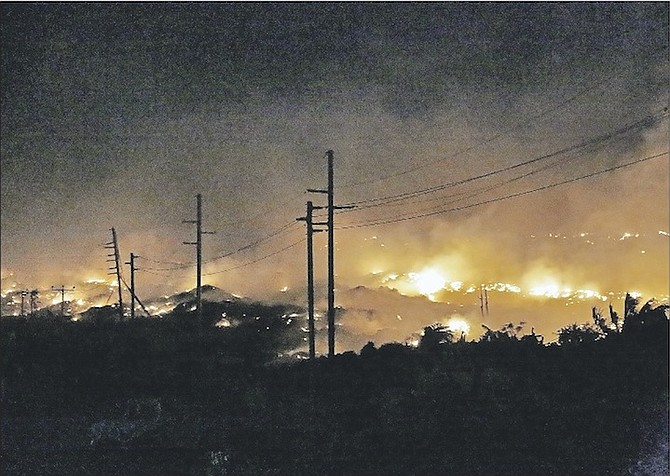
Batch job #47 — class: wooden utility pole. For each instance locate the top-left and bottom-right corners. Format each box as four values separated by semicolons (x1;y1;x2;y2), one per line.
29;290;38;317
106;228;124;319
326;151;335;357
479;285;484;317
184;194;215;325
125;253;138;319
298;201;324;359
308;150;354;357
479;285;489;317
20;290;27;317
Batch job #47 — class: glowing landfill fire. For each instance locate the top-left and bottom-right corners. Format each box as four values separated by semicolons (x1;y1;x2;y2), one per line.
382;268;463;301
380;265;609;304
445;318;470;338
528;281;608;301
409;268;446;300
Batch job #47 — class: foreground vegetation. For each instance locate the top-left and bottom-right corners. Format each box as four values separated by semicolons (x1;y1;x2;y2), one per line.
1;299;668;475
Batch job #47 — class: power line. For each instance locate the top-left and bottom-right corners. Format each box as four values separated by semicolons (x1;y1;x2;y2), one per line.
202;238;305;276
340;110;668;209
138;220;300;271
340;149;577;216
338;44;668;190
338;151;668;230
203;220;300;264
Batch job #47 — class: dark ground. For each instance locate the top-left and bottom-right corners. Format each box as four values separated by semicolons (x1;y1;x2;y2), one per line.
1;314;668;475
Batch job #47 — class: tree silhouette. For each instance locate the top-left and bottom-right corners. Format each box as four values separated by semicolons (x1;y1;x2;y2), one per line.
479;322;526;343
419;323;454;352
557;323;602;345
360;341;377;357
622;296;669;339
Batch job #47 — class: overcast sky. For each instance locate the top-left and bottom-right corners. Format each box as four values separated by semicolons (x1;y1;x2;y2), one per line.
1;3;668;338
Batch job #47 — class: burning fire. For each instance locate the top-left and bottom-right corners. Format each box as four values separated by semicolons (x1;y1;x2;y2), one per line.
409;268;446;300
445;317;470;338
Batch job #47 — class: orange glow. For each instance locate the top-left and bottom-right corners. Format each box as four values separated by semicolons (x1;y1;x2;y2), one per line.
445;317;470;337
409;268;446;300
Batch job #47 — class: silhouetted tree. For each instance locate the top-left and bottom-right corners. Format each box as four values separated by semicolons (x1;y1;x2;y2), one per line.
419;323;454;352
622;297;669;338
557;323;602;345
479;322;526;343
520;327;544;345
624;293;640;321
360;341;377;357
609;304;620;333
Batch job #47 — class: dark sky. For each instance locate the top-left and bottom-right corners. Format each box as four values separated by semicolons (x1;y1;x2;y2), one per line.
1;2;668;341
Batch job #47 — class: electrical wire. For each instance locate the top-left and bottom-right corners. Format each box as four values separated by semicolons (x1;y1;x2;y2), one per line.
338;44;669;190
202;238;305;276
339;110;668;209
337;151;668;229
137;220;301;271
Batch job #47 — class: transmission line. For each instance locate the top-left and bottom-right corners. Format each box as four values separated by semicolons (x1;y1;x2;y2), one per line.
202;238;305;276
340;110;668;209
338;44;668;190
338;151;668;229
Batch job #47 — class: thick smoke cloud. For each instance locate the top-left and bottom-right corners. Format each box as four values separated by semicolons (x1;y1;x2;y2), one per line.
1;4;667;343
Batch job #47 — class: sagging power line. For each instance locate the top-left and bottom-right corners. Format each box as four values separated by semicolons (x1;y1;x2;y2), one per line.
341;110;668;210
337;151;668;230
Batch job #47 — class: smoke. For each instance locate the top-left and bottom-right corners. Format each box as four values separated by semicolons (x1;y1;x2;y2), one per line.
2;3;667;343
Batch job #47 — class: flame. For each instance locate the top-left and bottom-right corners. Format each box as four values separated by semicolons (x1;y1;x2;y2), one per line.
445;317;470;337
409;268;447;300
528;281;566;298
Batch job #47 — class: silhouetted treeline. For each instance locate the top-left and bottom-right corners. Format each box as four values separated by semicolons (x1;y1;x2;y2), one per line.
1;301;667;475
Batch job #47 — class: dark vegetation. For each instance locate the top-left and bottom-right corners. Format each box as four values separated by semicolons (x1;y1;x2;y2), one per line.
1;295;668;475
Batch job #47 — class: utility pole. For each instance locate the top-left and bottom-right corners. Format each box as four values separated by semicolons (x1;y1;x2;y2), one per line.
184;193;215;325
484;287;489;315
106;228;124;319
125;253;138;319
20;290;27;317
297;201;325;359
29;290;38;317
308;150;354;357
479;285;484;317
51;285;75;318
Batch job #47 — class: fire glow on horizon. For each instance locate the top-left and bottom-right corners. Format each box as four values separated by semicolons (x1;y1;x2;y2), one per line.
378;266;610;303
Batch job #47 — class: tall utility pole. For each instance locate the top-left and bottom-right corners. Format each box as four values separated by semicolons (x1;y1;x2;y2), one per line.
308;150;354;357
51;285;75;318
125;253;138;319
106;228;124;319
184;194;215;324
326;150;335;357
297;201;325;359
